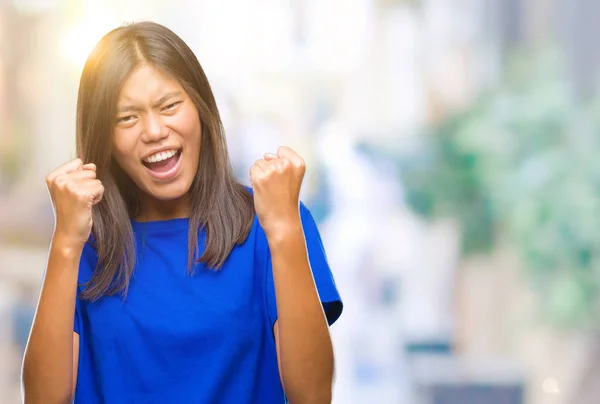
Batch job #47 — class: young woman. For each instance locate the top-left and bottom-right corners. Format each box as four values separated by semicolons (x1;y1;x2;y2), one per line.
22;21;342;404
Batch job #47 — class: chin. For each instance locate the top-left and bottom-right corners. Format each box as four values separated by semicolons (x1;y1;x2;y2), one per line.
143;179;192;202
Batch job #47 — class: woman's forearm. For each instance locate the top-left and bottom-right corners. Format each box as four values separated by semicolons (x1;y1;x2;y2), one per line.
22;237;81;403
268;218;334;404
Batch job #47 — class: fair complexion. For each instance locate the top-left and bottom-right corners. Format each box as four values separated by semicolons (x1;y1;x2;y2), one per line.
251;147;335;403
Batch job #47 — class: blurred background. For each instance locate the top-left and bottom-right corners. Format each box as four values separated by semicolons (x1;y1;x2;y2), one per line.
1;0;600;403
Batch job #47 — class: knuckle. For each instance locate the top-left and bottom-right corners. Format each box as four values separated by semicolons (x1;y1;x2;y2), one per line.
65;182;77;194
54;175;67;188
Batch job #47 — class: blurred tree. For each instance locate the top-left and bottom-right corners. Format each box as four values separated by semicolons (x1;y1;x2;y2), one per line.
400;50;600;330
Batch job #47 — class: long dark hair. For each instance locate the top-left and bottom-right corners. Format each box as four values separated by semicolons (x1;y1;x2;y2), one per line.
76;21;254;301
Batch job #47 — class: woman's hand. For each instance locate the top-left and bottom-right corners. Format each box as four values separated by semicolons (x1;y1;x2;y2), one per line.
46;158;104;248
250;146;305;238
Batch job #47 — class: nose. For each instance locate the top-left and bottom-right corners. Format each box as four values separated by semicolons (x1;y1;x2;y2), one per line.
141;112;169;143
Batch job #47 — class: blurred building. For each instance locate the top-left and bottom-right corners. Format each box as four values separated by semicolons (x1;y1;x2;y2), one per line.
2;1;600;404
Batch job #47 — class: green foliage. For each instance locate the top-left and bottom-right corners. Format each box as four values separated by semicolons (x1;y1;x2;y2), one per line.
400;51;600;329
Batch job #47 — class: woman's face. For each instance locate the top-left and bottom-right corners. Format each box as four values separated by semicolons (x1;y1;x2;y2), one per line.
112;64;201;213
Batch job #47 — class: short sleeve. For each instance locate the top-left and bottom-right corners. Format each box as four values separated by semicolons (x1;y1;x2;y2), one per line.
74;241;97;335
74;292;82;334
265;202;343;328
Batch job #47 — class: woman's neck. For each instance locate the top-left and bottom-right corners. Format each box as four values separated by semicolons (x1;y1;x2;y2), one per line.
135;194;190;222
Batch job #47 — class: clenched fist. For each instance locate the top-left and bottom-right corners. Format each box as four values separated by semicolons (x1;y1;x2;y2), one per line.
250;146;306;237
46;158;104;247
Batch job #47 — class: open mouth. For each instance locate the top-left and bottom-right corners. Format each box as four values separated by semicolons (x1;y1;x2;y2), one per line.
142;148;182;179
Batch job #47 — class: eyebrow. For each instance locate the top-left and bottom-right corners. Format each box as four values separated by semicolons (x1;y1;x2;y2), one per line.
117;91;183;113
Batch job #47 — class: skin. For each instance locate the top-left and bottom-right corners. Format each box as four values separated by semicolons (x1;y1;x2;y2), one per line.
252;149;335;403
22;159;103;403
22;65;335;403
112;65;202;221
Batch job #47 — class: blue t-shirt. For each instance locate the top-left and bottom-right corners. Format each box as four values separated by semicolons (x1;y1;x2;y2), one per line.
73;202;342;403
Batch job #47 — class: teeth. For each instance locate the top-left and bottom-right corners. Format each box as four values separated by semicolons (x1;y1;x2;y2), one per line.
144;149;177;163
